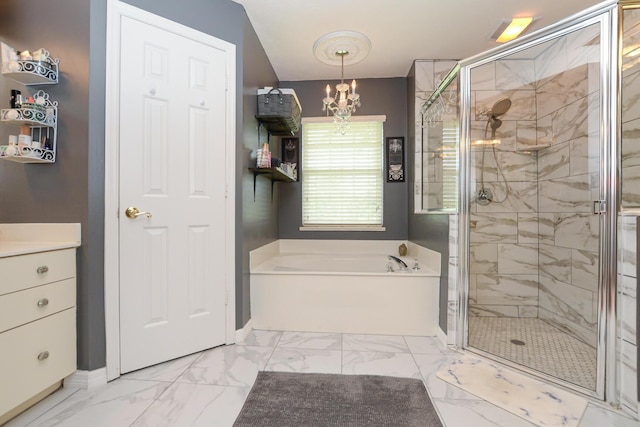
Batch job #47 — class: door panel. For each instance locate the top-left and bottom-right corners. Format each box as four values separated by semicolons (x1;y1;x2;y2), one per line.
118;16;227;373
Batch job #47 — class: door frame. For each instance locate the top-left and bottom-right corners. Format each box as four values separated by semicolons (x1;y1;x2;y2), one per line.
104;0;236;381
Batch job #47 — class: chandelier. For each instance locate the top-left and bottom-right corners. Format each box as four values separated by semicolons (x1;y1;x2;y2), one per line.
322;50;361;132
314;31;370;134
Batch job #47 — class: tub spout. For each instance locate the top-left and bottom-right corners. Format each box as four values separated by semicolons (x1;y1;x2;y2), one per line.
388;255;408;270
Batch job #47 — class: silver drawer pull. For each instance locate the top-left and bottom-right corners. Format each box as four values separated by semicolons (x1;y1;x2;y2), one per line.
37;351;50;361
36;266;49;275
37;298;50;307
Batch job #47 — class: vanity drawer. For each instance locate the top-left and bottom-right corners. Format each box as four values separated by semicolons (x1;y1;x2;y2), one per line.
0;278;75;333
0;308;76;417
0;249;75;296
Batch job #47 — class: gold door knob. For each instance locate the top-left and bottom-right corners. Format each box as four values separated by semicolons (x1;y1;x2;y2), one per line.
125;206;152;219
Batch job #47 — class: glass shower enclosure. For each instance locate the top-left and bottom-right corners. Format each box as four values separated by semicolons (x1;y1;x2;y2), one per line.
416;0;634;401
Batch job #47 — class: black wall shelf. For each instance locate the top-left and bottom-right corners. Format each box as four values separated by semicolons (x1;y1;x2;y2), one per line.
249;167;296;202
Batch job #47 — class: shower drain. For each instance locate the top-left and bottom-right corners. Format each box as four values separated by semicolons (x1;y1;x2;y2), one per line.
510;339;526;346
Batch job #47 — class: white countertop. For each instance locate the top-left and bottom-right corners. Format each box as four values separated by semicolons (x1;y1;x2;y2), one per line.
0;223;81;258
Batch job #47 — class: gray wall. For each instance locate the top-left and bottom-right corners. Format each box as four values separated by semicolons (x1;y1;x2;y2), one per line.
0;0;277;370
406;63;450;332
0;0;96;368
239;13;279;328
278;78;409;240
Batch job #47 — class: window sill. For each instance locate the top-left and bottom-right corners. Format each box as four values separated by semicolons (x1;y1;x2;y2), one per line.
299;226;386;232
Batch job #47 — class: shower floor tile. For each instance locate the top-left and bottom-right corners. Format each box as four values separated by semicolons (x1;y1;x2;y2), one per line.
468;317;597;390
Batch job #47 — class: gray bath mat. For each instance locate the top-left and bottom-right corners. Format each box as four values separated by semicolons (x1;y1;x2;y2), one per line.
233;371;443;426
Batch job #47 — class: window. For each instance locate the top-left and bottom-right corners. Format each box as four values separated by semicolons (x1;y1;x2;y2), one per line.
301;116;385;230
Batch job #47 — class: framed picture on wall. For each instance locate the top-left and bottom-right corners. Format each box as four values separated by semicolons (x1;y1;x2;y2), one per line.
386;137;405;182
281;137;299;181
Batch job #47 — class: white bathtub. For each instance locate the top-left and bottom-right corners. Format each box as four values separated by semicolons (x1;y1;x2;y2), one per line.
250;240;441;336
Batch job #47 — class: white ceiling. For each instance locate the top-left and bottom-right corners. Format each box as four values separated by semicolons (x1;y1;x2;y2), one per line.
233;0;605;81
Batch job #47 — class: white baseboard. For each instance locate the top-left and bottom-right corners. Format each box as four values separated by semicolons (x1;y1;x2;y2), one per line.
437;327;447;347
235;319;253;343
64;368;108;389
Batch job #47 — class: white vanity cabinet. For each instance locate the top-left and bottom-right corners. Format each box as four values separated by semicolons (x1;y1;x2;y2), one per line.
0;224;80;425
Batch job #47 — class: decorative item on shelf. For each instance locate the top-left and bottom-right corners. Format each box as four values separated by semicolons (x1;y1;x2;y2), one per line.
314;31;371;135
281;137;299;181
256;88;302;135
0;89;57;163
256;142;271;168
1;43;59;84
1;89;57;126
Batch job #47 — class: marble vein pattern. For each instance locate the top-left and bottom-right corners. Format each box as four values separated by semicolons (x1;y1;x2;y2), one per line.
26;379;171;427
495;151;537;182
342;351;421;379
434;399;538;427
539;244;572;283
470;244;498;274
497;244;539;275
469;304;519;317
539;275;595;327
571;249;598;292
620;215;638;278
7;330;638;427
265;348;342;374
495;59;536;91
437;355;588;427
414;60;435;93
516;120;538;148
517;213;539;244
342;334;409;353
475;274;539;306
569;134;599;177
620;266;637;348
177;345;273;387
276;331;341;350
538;175;592;213
621;338;639;413
534;37;567;86
536;65;589;119
554;213;599;252
470;213;518;243
131;383;249;427
470;62;496;91
622;68;640;123
621;119;640;207
538;141;570;181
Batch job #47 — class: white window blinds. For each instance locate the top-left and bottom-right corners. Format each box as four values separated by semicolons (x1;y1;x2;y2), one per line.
302;118;384;227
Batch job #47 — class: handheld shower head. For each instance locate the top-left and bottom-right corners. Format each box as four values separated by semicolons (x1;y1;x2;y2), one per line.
487;98;511;137
490;98;512;117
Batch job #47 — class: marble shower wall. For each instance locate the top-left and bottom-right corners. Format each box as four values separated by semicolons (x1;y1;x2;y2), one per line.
468;58;541;319
617;8;640;415
412;60;459;346
468;23;601;349
415;60;458;212
533;26;601;348
622;8;640;208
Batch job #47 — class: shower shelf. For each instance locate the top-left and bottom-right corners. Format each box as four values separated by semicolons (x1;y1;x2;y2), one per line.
517;144;551;154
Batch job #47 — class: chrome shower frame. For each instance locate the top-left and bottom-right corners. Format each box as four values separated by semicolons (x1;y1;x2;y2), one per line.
455;0;619;402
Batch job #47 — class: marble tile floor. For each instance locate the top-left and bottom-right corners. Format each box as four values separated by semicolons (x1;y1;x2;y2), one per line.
469;317;597;390
5;330;638;427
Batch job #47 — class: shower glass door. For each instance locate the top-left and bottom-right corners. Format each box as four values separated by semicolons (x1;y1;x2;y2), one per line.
462;16;607;395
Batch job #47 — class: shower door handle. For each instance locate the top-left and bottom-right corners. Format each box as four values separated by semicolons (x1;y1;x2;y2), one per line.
593;200;606;215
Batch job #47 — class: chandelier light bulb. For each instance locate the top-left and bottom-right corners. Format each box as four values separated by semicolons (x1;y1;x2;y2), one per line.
321;50;361;134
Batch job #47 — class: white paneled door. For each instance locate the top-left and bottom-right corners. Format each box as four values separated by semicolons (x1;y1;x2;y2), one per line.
118;15;228;373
